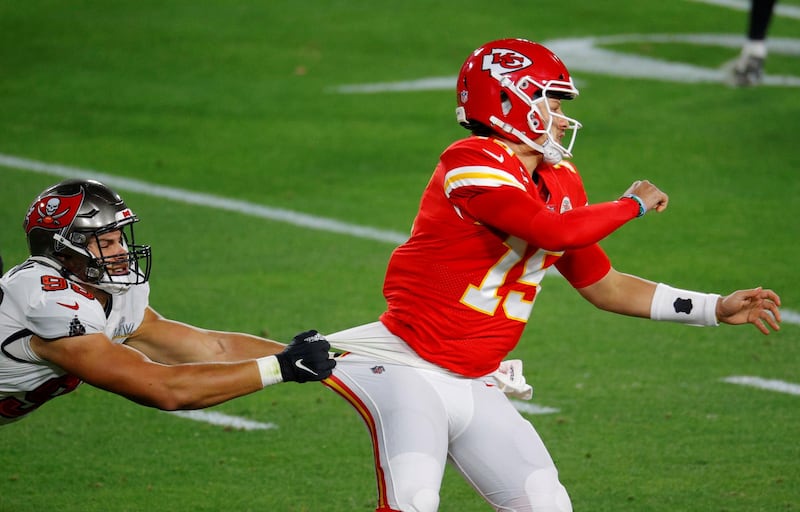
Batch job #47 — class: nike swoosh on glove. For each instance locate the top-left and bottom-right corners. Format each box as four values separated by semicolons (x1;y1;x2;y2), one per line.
275;330;336;383
492;359;533;400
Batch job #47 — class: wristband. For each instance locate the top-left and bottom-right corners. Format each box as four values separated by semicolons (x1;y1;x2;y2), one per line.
650;283;720;326
256;356;284;388
622;194;646;217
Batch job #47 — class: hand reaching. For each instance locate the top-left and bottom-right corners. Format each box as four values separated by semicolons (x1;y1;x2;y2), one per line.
717;287;782;335
275;330;336;382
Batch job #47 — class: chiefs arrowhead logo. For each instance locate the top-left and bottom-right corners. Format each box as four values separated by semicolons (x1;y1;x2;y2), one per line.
482;48;532;75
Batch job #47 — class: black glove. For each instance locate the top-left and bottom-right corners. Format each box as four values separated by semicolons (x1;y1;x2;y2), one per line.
274;330;335;383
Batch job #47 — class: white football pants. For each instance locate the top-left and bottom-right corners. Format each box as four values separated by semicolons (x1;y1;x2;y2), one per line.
324;327;572;512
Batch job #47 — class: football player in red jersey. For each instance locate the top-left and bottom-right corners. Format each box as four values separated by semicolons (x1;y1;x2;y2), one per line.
322;38;781;512
0;179;334;426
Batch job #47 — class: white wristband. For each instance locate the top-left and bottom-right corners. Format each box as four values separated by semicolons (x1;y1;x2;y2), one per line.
650;283;720;327
256;356;284;388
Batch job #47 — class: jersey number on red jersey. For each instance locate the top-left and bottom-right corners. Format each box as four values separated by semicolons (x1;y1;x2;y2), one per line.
461;237;561;322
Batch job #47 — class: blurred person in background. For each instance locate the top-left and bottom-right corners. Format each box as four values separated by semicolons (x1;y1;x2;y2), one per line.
731;0;778;86
0;178;334;426
322;38;782;512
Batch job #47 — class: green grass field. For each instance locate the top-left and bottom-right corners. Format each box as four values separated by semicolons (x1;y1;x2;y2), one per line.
1;1;799;511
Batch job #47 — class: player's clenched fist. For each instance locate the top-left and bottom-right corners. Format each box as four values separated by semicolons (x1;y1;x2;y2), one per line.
623;179;669;214
275;330;336;382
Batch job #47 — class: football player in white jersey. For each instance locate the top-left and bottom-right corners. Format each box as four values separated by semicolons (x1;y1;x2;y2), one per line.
0;178;335;426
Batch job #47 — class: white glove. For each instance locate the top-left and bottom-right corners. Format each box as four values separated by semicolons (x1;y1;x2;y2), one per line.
492;359;533;400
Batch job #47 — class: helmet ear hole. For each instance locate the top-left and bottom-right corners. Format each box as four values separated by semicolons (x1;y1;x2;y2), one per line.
530;114;541;130
70;232;87;245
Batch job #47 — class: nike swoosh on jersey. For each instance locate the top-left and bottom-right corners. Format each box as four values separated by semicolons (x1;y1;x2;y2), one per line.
294;358;318;376
57;301;80;310
482;148;505;163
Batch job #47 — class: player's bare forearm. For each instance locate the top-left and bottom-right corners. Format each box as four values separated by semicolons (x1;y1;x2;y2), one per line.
126;307;285;364
577;269;657;318
33;333;265;410
134;361;264;410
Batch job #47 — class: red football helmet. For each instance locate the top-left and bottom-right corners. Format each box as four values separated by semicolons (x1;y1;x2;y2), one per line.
456;38;581;163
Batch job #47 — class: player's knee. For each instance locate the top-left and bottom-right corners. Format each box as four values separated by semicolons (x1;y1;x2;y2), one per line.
396;488;439;512
524;467;572;512
539;482;571;512
390;452;442;512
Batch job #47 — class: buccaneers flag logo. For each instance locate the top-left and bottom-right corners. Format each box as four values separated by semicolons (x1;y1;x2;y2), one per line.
24;192;84;234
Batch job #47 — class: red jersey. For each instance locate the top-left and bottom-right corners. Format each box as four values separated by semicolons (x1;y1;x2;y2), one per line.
380;136;638;377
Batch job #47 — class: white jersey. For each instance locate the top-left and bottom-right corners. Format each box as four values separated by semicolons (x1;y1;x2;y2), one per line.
0;258;149;425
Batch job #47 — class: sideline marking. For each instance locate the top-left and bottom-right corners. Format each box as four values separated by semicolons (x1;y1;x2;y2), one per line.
0;153;408;246
167;410;277;430
722;376;800;396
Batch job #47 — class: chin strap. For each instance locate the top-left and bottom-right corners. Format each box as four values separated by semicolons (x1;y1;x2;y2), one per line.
489;115;566;164
538;138;565;164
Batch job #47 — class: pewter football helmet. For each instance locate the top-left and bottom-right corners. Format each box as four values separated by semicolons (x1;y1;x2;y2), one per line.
24;179;151;294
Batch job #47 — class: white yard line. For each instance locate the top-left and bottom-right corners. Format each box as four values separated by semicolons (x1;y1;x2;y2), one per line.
780;308;800;325
721;376;800;396
511;401;560;415
167;410;278;430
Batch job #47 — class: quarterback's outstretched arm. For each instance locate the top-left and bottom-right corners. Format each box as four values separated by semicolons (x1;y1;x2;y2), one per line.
577;268;781;335
464;180;667;251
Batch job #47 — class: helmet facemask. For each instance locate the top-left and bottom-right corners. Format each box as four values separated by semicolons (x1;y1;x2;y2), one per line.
54;223;151;295
490;73;581;164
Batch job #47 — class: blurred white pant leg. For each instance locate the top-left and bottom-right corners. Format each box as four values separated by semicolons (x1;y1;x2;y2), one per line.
447;380;572;512
330;356;450;512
